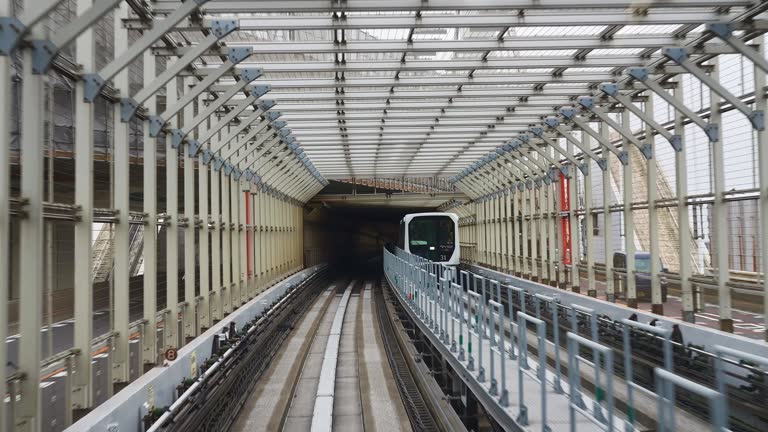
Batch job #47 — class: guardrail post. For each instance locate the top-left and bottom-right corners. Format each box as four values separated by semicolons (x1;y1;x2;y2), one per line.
516;312;548;430
567;332;615;432
535;293;564;393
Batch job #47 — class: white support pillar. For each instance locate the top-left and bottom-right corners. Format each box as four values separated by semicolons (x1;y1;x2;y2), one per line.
198;99;210;331
0;0;11;422
111;2;131;387
568;137;580;293
548;163;559;287
17;1;46;428
222;167;232;314
674;79;694;323
71;0;95;411
211;144;222;321
583;134;596;297
646;96;663;315
182;77;196;343
141;50;158;366
622;110;637;308
601;123;615;302
755;39;768;341
165;76;180;349
709;58;733;332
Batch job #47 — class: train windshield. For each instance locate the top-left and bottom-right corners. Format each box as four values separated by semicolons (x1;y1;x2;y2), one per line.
408;215;456;262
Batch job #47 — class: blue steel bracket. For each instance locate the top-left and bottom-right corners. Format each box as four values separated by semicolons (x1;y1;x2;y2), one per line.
202;149;215;165
517;183;525;192
578;162;589;176
170;129;186;149
495;148;505;155
559;107;577;120
257;99;276;112
211;19;238;39
527;180;534;190
288;142;300;151
0;17;25;56
749;110;765;131
265;111;282;122
243;169;253;182
227;46;252;64
640;143;653;160
279;128;292;138
148;115;166;137
627;67;649;82
120;97;140;123
617;151;629;166
232;168;242;181
272;120;287;130
543;117;560;129
529;126;545;137
30;39;59;74
502;143;513;152
252;174;262;185
599;83;619;96
548;168;558;182
214;157;225;171
669;134;683;152
82;73;107;103
560;165;572;178
662;47;689;65
704;123;720;142
596;158;608;171
518;133;530;144
509;140;521;150
187;140;202;158
706;23;734;40
577;96;594;110
238;68;263;85
543;175;552;186
224;162;235;176
250;84;272;98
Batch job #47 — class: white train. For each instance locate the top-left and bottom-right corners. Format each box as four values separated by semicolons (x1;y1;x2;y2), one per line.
398;212;460;265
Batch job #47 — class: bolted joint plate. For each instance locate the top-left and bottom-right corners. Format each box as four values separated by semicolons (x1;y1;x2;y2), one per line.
704;123;719;142
749;110;765;131
543;176;552;186
526;180;534;190
529;126;544;137
224;162;235;175
250;84;271;97
265;111;281;122
31;39;59;74
706;22;733;40
82;73;107;103
232;168;242;181
239;67;263;83
279;128;292;137
148;115;166;137
561;164;572;178
640;143;653;160
596;158;608;171
120;97;140;123
577;96;594;110
543;117;560;129
618;151;629;166
662;47;688;65
517;133;530;144
502;143;513;152
559;107;576;120
202;149;215;165
211;19;238;39
244;169;254;181
272;120;287;130
578;162;589;176
228;46;252;64
627;67;649;82
214;157;225;171
258;99;276;112
495;147;505;155
599;82;619;96
548;168;558;182
187;140;202;158
669;134;683;152
252;174;262;185
0;17;25;56
170;129;186;149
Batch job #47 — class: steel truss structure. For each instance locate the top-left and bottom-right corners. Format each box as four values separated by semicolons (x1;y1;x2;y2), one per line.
2;0;768;431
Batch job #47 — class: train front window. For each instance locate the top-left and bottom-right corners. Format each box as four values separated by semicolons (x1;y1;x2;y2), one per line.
408;216;455;262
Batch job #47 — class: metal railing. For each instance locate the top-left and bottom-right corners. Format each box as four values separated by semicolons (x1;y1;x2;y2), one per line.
384;246;765;431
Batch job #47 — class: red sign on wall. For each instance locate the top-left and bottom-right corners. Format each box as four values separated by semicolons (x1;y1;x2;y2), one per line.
559;171;572;265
